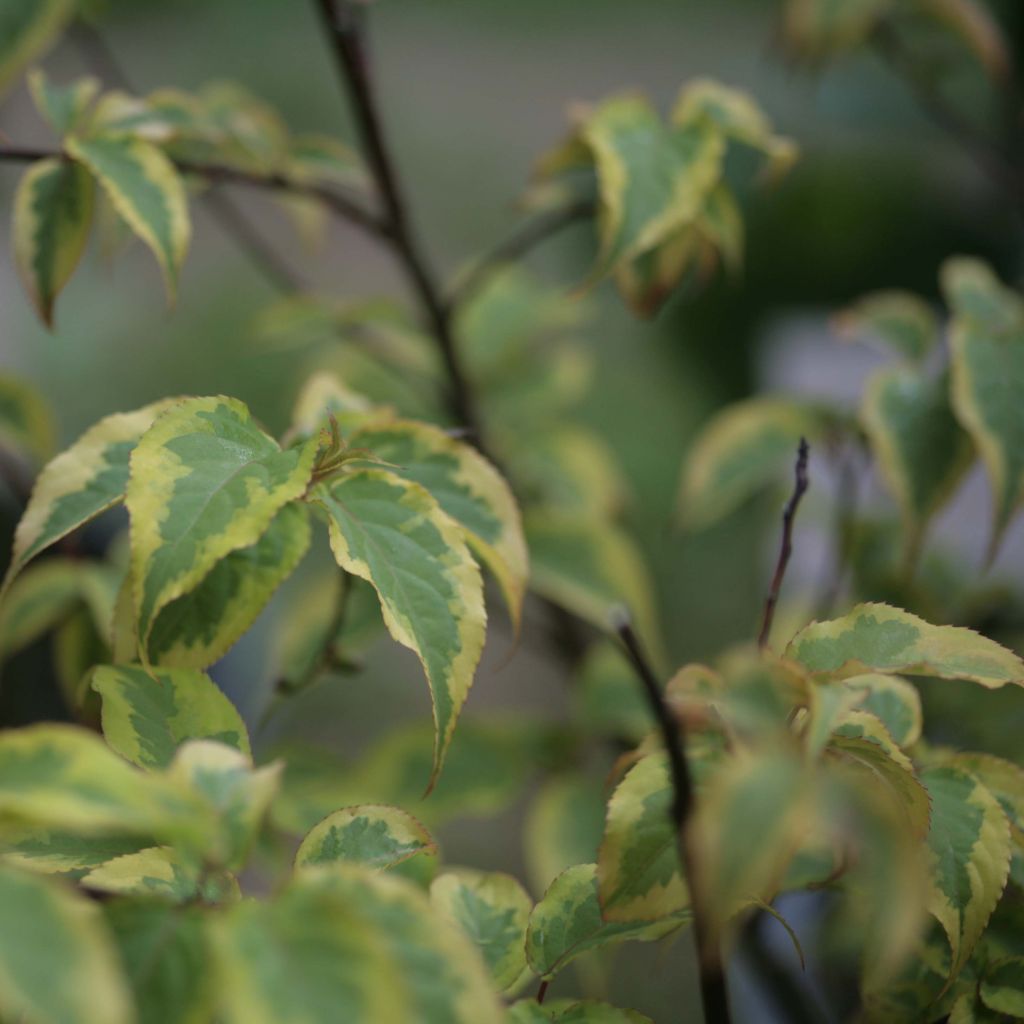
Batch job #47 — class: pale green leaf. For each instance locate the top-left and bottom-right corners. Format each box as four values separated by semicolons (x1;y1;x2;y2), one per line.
430;868;532;993
311;468;486;789
66;133;191;299
0;865;132;1024
126;396;318;658
13;157;95;327
0;0;74;95
788;602;1024;687
528;862;683;979
28;69;100;136
209;865;504;1023
92;663;249;770
836;289;939;363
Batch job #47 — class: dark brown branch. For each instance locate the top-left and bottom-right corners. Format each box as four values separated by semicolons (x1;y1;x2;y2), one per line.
613;611;732;1024
444;198;595;311
313;0;484;442
758;438;810;650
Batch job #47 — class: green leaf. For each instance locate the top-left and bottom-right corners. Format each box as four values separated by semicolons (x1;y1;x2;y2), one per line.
92;664;250;770
980;956;1024;1017
550;1003;654;1024
126;396;318;659
295;804;437;875
0;558;83;660
922;765;1011;982
351;419;529;630
209;866;504;1023
2;400;175;596
66;133;191;300
0;0;74;96
861;367;973;562
836;289;939;363
146;501;311;669
82;845;235;903
787;602;1024;687
0;827;150;877
597;753;687;922
311;468;486;789
430;868;532;993
527;862;683;979
0;865;132;1024
13;157;95;327
105;900;216;1024
28;69;100;137
0;372;56;462
845;673;923;748
679;397;828;529
943;256;1024;557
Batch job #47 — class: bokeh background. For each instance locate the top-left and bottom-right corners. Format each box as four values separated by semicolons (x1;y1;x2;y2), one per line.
2;1;1024;1019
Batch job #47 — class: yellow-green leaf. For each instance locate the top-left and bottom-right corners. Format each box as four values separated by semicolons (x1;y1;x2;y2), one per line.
0;827;150;876
13;157;95;327
430;868;532;993
844;672;923;748
836;289;939;363
0;865;132;1024
66;133;191;300
0;373;55;462
310;468;486;790
788;602;1024;687
0;557;82;660
126;396;318;659
92;663;250;770
81;844;235;903
0;0;74;96
28;69;100;137
2;400;175;597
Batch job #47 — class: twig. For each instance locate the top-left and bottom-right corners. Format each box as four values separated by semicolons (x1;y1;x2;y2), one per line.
613;610;732;1024
758;438;810;650
313;0;483;442
535;978;550;1005
444;198;595;311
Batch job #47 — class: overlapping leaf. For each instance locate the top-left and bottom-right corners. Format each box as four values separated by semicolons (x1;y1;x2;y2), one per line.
311;468;486;789
28;69;100;137
0;558;83;660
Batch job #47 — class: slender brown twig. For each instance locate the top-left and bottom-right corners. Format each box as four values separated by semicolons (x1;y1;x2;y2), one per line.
758;438;810;650
613;609;732;1024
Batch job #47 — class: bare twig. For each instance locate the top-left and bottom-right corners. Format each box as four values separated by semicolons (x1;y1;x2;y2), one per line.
758;438;810;650
613;610;732;1024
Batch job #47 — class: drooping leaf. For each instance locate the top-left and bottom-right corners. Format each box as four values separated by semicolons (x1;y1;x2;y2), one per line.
92;664;250;770
66;133;191;300
0;558;82;660
430;868;532;993
126;396;318;659
2;400;175;595
943;256;1024;557
788;603;1024;687
0;865;132;1024
105;900;216;1024
836;289;939;363
922;765;1012;982
679;397;829;529
28;69;100;137
597;753;688;922
0;0;75;96
310;468;486;789
295;804;436;875
146;501;311;669
527;862;684;979
0;373;55;462
860;367;973;561
13;157;95;327
208;866;503;1023
351;420;528;629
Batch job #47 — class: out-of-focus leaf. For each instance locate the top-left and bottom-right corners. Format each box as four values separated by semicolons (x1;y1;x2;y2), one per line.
28;69;100;136
0;0;74;96
573;642;654;744
980;956;1024;1017
916;0;1010;79
82;845;235;903
835;289;939;363
0;373;55;462
0;558;82;660
844;672;923;747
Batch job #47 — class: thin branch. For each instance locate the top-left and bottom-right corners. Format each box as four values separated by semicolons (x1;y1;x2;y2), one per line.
758;438;810;650
613;611;732;1024
444;198;595;311
535;978;550;1005
313;0;484;442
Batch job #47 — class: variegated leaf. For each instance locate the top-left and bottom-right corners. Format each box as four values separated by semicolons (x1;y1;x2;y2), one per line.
13;157;95;326
66;133;191;300
147;501;311;669
527;862;683;979
82;844;236;902
0;865;131;1024
0;558;82;660
27;69;100;137
922;765;1011;982
0;0;74;95
126;396;318;659
597;753;687;922
844;672;923;748
788;603;1024;687
295;804;436;876
310;468;486;789
835;289;939;363
92;664;249;770
430;868;532;993
351;419;528;629
0;827;150;876
209;866;503;1023
2;400;175;596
